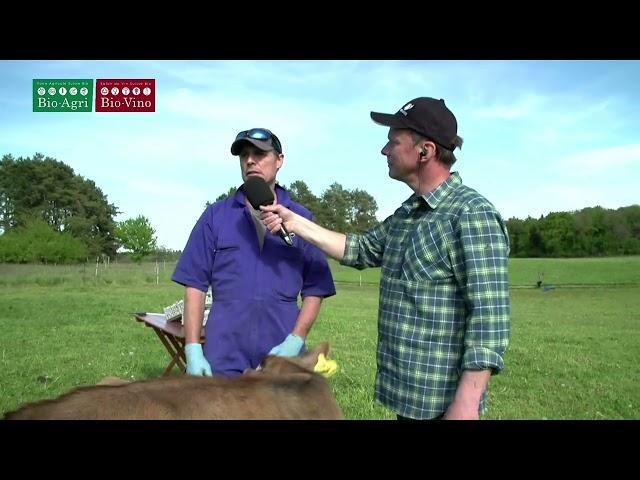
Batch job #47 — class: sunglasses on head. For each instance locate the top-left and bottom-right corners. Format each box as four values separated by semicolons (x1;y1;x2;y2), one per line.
235;128;282;154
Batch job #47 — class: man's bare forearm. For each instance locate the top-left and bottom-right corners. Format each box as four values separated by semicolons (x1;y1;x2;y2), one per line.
183;286;205;344
262;205;347;261
292;296;323;338
289;215;347;261
445;369;492;420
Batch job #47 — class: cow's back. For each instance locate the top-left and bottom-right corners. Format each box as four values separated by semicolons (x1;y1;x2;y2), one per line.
4;372;344;420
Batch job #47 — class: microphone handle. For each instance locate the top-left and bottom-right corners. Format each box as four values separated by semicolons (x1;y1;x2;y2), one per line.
279;224;294;246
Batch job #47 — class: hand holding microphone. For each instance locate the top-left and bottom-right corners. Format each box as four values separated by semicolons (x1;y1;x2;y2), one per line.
261;203;297;236
260;189;349;261
243;177;294;246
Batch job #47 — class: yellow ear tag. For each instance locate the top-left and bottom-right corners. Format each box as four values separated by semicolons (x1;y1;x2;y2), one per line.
313;353;338;378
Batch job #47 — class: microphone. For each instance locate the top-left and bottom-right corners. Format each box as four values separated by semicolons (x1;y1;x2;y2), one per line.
243;176;294;247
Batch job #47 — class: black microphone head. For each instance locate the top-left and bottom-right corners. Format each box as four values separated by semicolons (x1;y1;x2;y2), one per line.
243;176;274;209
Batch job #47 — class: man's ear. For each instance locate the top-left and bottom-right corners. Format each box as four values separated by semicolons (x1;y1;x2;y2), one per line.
418;141;435;159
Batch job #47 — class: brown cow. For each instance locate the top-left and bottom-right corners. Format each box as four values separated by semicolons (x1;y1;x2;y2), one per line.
3;343;344;420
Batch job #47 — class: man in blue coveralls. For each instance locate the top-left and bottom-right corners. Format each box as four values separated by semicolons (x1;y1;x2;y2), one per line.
172;128;336;377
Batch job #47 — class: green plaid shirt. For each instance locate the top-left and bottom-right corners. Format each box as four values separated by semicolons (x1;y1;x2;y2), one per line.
341;172;511;419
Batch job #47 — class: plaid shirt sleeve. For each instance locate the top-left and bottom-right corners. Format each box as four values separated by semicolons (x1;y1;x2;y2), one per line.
341;216;392;269
454;206;511;374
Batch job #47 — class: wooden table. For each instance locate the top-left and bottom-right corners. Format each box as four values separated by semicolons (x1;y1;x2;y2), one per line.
133;313;205;376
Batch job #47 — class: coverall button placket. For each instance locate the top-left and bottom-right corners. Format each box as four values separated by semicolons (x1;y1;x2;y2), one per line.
240;206;262;364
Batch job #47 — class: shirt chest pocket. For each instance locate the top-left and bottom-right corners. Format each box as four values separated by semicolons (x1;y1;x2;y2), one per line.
401;220;454;282
269;245;304;301
212;241;240;270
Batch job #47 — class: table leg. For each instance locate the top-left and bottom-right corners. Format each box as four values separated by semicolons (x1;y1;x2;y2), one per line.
166;335;187;365
152;328;185;376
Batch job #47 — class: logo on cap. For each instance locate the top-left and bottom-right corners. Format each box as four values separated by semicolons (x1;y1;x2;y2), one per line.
398;102;414;116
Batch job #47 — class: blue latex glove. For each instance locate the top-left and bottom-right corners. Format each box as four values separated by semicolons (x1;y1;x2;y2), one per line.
185;343;213;376
268;334;305;357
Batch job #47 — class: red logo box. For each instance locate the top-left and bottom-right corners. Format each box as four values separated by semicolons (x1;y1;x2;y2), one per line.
95;79;155;112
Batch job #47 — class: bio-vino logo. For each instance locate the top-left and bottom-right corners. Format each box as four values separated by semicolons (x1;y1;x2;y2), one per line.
95;79;155;112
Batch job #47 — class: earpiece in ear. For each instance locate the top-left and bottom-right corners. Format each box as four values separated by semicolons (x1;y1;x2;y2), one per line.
420;149;427;157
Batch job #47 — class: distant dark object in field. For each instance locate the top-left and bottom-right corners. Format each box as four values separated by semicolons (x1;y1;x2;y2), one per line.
543;286;555;292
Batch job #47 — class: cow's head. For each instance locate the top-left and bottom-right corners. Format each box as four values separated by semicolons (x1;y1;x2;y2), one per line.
245;342;331;377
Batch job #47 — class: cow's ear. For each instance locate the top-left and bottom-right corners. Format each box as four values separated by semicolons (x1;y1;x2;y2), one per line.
316;342;330;357
297;342;330;371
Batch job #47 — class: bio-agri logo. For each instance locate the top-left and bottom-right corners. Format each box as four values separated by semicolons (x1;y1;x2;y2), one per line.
96;79;155;112
33;79;93;112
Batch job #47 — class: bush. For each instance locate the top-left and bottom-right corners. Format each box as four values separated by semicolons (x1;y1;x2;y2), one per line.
0;218;89;264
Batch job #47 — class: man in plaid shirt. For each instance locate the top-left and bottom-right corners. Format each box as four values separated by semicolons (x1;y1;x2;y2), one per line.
262;97;511;420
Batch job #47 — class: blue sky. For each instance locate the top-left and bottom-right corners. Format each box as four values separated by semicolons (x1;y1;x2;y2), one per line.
1;60;639;250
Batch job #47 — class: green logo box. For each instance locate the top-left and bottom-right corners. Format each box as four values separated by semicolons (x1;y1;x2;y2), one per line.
33;79;94;112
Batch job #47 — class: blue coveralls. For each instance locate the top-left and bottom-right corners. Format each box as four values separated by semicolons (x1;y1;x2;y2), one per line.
172;184;336;377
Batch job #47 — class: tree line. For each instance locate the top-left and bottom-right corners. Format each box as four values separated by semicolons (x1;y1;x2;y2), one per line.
506;206;640;257
1;154;120;263
0;153;162;263
2;153;639;263
212;180;379;234
215;183;640;257
0;154;380;263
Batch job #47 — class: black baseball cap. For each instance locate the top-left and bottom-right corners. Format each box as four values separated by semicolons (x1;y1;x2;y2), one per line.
370;97;458;151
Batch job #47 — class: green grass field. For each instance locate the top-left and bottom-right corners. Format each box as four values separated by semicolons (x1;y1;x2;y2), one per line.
1;257;639;419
